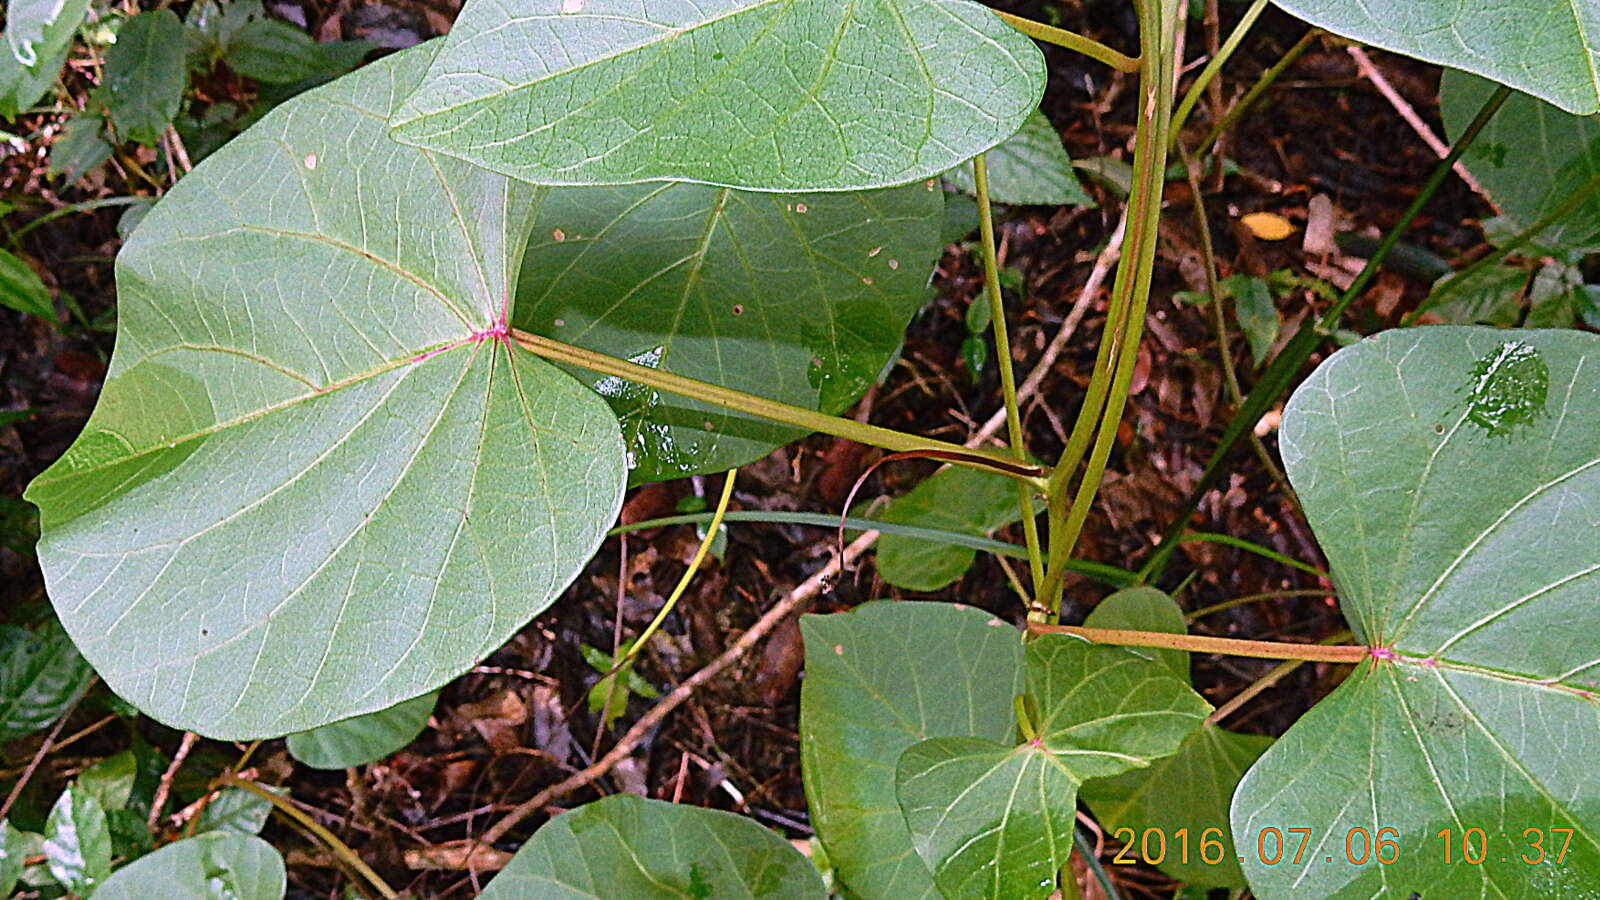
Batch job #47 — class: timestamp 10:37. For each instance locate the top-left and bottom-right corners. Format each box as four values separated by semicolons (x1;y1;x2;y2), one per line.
1110;826;1576;867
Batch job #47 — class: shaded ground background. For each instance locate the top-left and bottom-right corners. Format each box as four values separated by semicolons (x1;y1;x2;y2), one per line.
0;0;1498;896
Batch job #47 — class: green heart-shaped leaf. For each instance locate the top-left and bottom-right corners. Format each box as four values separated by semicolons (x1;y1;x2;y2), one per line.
1233;327;1600;898
1081;586;1188;678
1078;588;1269;888
286;689;438;769
479;793;826;899
26;42;627;740
800;601;1025;900
1273;0;1600;114
515;180;941;480
389;0;1045;191
93;832;285;900
1091;725;1270;888
896;634;1209;900
895;736;1078;900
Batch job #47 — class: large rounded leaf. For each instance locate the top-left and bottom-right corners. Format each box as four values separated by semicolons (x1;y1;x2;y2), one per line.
388;0;1045;191
800;602;1024;900
1441;69;1600;252
515;180;941;480
479;794;826;899
1272;0;1600;114
1233;328;1600;897
94;833;285;900
25;43;627;740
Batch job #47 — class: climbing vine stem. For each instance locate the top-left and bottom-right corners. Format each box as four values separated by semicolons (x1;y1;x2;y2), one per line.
617;468;737;673
1036;0;1181;618
215;773;398;900
973;153;1047;593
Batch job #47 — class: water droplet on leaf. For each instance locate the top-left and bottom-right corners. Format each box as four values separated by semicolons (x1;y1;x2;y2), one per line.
1463;341;1548;437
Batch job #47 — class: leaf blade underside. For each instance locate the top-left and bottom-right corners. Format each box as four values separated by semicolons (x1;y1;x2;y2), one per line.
1234;328;1600;898
388;0;1046;191
26;43;627;740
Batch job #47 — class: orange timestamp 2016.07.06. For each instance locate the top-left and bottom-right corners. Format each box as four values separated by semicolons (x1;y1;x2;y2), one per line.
1109;825;1577;868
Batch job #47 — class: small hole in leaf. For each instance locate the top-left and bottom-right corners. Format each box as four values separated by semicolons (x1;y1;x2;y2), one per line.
731;304;744;315
1432;423;1445;434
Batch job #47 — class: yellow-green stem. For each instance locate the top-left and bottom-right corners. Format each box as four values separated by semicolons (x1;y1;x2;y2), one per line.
994;10;1142;72
1168;0;1270;147
1196;28;1319;157
216;774;398;900
1038;0;1179;614
620;468;737;670
973;154;1047;595
1027;623;1367;663
510;329;1047;489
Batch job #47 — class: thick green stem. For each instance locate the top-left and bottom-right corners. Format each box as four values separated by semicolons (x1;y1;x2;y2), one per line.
1027;622;1367;663
510;329;1046;487
1403;170;1600;326
1037;0;1179;616
1168;0;1270;147
973;154;1047;593
994;10;1141;72
1137;84;1513;584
